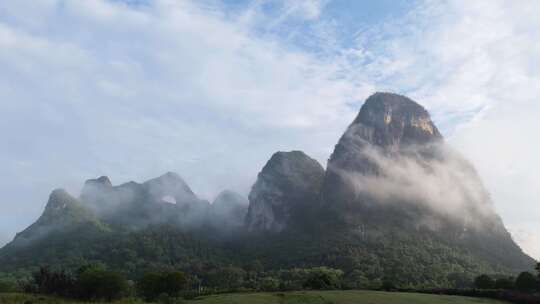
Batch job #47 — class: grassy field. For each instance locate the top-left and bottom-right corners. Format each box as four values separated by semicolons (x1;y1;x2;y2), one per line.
0;293;144;304
0;291;509;304
187;290;509;304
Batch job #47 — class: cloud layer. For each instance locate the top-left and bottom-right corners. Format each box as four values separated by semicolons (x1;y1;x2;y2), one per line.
333;137;497;229
0;0;365;246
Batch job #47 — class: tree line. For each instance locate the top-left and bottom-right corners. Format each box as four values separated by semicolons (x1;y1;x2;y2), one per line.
2;262;540;303
0;264;349;302
474;265;540;292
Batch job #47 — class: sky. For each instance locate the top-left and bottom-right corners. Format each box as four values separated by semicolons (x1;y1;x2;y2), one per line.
0;0;539;259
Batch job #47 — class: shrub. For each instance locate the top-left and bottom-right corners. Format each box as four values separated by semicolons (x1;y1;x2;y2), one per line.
303;267;343;290
0;280;17;293
343;270;370;289
474;274;495;289
205;267;246;290
447;272;473;289
494;277;514;290
161;272;188;297
137;271;188;301
157;293;185;304
515;272;537;291
259;277;280;291
381;280;396;291
30;267;76;297
77;268;128;301
137;272;161;301
22;265;130;301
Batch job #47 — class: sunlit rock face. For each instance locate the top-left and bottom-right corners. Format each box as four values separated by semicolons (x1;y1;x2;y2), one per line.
246;151;325;232
351;92;442;147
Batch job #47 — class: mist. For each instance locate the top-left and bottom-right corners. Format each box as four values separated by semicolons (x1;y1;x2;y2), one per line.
329;124;501;231
77;173;248;235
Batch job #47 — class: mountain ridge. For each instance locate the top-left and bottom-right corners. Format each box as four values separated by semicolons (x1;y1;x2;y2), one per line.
0;92;534;287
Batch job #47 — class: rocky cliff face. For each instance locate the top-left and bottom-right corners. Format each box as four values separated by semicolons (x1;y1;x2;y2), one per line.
352;92;442;146
321;92;533;270
246;151;325;232
324;92;441;181
322;93;491;229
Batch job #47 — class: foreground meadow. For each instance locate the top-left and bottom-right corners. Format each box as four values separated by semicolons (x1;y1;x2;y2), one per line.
186;290;510;304
0;291;510;304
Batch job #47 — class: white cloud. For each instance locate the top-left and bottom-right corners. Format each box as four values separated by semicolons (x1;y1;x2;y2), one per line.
278;0;327;20
0;0;366;245
333;139;497;226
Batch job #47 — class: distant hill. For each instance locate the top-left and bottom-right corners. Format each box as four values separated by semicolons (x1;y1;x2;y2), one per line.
0;92;534;287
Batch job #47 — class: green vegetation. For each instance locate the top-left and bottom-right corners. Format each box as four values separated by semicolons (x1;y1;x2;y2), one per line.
76;266;128;301
0;224;517;289
19;265;128;301
188;290;508;304
0;293;143;304
0;291;509;304
475;275;495;289
5;265;535;304
474;270;539;291
137;271;188;301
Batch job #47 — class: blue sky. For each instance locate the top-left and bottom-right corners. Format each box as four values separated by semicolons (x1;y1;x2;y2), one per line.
0;0;539;259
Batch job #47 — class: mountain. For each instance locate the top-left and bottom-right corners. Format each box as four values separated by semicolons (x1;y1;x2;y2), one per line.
322;92;443;217
7;189;104;248
245;151;325;232
0;189;109;271
80;172;210;229
321;92;533;270
0;92;534;288
210;190;248;232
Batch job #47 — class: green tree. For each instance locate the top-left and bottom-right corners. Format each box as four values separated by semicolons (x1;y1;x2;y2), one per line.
245;260;264;274
137;271;188;301
0;280;16;293
161;272;188;297
474;274;494;289
303;267;343;290
206;266;246;290
381;280;396;291
30;267;76;297
259;277;280;291
343;270;370;290
137;272;162;301
447;272;473;289
494;277;514;290
515;272;537;291
77;268;128;301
